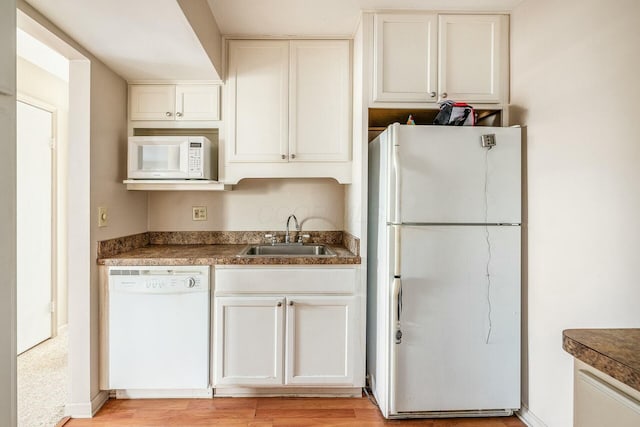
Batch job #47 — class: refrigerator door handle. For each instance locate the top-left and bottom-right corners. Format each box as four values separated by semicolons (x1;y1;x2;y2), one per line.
393;277;403;344
390;124;402;224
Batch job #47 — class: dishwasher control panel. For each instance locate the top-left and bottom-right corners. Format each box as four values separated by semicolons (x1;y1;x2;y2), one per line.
109;267;209;293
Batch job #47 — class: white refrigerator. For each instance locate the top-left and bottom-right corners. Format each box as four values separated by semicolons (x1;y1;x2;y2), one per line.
367;124;521;418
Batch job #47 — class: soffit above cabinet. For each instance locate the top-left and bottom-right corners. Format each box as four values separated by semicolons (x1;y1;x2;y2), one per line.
207;0;524;36
24;0;220;81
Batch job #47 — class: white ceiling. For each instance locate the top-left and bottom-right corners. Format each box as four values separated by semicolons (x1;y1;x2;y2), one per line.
208;0;525;36
25;0;219;81
24;0;524;82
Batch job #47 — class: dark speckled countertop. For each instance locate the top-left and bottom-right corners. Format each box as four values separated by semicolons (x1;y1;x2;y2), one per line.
563;329;640;392
98;243;359;266
97;231;361;266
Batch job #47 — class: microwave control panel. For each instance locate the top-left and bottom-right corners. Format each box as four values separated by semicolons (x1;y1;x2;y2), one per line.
188;142;203;177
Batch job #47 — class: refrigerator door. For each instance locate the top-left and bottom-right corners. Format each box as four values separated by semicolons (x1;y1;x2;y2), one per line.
390;225;520;415
388;125;521;225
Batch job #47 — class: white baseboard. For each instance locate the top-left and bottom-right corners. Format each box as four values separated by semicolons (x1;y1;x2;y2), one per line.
214;386;362;398
517;404;548;427
114;388;213;399
91;391;109;415
64;390;109;418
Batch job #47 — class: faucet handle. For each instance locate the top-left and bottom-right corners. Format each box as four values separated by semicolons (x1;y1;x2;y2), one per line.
297;234;311;243
264;234;277;245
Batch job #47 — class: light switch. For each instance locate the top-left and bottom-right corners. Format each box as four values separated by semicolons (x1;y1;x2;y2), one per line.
192;206;207;221
98;207;108;227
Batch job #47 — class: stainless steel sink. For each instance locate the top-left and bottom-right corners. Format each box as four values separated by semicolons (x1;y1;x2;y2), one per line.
237;244;337;257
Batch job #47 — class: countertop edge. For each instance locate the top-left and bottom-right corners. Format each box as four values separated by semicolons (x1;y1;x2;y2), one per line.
98;256;362;266
563;331;640;392
97;243;361;266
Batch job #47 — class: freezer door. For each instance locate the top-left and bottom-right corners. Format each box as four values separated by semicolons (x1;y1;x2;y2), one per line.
389;125;521;224
390;225;520;414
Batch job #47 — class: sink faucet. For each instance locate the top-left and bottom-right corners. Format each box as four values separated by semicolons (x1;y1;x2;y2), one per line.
285;214;300;244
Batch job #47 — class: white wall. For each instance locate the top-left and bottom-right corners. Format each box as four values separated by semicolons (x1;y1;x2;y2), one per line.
18;0;148;417
17;57;69;328
148;179;344;231
511;1;640;426
344;16;366;240
0;1;17;425
88;60;148;406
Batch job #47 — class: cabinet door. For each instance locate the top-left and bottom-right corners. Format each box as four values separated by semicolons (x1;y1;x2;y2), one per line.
175;85;220;121
289;40;351;162
438;15;507;103
285;296;357;386
214;296;284;386
227;40;289;162
129;85;176;120
373;14;438;103
575;369;640;427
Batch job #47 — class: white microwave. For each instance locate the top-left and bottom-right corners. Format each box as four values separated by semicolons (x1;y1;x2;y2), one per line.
127;136;215;180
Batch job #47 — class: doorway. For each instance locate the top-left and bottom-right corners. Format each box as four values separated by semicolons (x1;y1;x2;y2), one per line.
15;20;72;426
16;99;55;355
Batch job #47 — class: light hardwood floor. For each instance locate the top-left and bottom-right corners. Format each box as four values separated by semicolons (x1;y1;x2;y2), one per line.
63;397;526;427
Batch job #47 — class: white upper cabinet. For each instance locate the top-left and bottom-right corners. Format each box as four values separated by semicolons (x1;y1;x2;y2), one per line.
225;39;352;183
129;85;176;120
372;13;508;105
129;84;220;121
175;85;221;120
373;14;438;103
438;15;506;104
289;40;351;162
227;40;289;162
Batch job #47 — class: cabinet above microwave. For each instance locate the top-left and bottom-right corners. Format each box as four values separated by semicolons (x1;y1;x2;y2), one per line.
129;84;220;121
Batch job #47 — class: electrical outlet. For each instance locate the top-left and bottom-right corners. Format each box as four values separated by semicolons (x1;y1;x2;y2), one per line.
481;134;496;148
192;206;207;221
98;207;108;227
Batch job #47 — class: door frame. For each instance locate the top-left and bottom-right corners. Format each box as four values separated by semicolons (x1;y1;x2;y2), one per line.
16;94;58;339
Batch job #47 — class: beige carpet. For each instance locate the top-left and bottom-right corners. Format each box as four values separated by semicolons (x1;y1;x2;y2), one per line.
18;328;68;427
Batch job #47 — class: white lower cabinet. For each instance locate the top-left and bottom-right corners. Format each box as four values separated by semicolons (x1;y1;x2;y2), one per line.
574;360;640;427
214;296;284;386
213;266;362;390
285;296;357;386
215;294;357;387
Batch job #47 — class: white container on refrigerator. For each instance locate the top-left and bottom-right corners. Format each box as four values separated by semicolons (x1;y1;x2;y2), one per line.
367;124;521;418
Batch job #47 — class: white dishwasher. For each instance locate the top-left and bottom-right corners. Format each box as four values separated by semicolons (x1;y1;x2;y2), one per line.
107;266;210;397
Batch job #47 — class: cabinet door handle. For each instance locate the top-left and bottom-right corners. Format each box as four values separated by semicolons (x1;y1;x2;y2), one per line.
281;154;286;160
441;92;448;99
288;301;294;306
176;112;183;118
165;112;173;117
429;92;436;98
290;154;296;160
277;301;283;307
